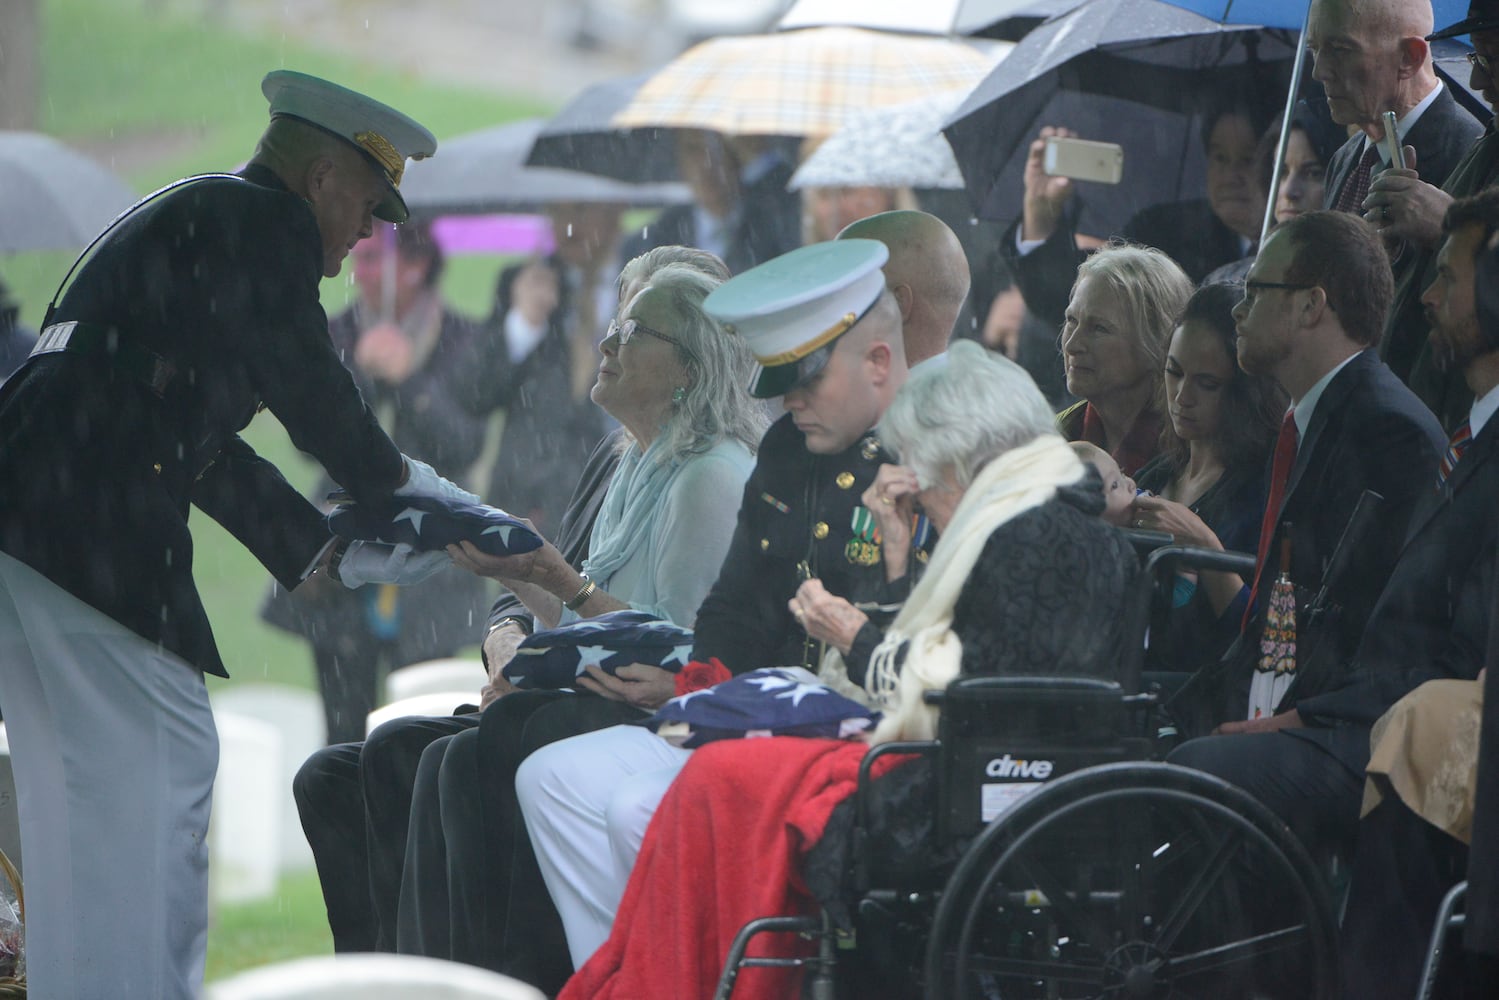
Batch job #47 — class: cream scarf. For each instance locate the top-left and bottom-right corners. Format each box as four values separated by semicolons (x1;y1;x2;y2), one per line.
837;435;1085;745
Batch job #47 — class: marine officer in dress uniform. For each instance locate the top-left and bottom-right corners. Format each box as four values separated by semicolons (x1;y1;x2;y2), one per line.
693;238;934;674
513;240;939;973
0;71;472;1000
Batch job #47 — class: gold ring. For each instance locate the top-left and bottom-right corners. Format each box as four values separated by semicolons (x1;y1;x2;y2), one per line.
880;495;893;506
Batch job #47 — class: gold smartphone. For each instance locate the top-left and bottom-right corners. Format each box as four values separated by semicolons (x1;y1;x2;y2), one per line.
1042;136;1125;185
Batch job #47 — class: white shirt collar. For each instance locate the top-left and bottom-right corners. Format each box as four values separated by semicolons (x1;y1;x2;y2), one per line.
1292;351;1361;440
1360;81;1443;167
1470;380;1499;438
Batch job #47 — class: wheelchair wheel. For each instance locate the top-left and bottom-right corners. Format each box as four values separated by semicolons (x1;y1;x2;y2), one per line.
923;762;1338;1000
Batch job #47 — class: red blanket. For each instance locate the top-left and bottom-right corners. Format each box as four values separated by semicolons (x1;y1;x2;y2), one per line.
559;736;876;1000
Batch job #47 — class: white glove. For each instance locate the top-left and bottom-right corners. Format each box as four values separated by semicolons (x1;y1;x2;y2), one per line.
396;455;480;505
335;540;451;589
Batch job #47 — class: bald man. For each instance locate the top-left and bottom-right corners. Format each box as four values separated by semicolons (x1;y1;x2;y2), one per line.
837;209;971;366
1311;0;1481;215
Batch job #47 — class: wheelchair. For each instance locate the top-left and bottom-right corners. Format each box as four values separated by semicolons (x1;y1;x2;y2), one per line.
715;545;1341;1000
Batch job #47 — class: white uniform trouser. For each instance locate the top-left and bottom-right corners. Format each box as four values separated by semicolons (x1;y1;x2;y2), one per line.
0;552;217;1000
516;723;692;968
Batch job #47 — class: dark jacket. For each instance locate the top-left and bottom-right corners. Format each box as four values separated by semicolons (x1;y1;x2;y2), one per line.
0;165;404;676
1002;198;1247;331
1322;84;1484;216
1291;412;1498;758
691;413;931;674
1214;352;1446;757
619;157;800;276
1383;125;1499;432
464;258;609;535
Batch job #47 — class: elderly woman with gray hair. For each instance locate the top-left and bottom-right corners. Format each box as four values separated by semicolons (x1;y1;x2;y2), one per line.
526;341;1140;999
388;251;769;987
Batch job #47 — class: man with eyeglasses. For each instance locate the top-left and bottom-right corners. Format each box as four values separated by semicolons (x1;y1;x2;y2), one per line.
1167;210;1445;877
1365;0;1499;431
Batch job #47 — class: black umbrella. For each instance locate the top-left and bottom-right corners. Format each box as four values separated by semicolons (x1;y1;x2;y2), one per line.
942;0;1297;235
524;73;686;184
399;117;690;216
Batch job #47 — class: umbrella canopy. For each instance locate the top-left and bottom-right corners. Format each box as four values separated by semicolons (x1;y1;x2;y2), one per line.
400;117;690;216
790;90;975;190
943;0;1296;233
1160;0;1470;34
0;131;138;253
525;73;685;184
776;0;1082;37
612;26;1004;138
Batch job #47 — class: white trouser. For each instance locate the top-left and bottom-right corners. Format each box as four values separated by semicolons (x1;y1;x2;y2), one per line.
516;723;691;968
0;553;217;1000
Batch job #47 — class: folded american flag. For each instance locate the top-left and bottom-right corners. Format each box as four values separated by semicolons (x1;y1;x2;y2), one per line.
503;610;695;690
327;494;543;556
643;667;881;749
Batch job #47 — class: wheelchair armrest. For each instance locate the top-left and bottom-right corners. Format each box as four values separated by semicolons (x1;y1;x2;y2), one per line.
925;675;1123;706
1143;544;1257;579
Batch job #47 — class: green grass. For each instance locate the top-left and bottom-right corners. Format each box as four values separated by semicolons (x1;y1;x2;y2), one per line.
17;0;551;981
205;870;334;984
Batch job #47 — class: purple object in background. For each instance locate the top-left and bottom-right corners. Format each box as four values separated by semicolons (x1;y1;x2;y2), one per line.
430;214;556;256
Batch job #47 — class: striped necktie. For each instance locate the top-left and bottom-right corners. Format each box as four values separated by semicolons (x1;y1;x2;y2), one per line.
1437;420;1472;488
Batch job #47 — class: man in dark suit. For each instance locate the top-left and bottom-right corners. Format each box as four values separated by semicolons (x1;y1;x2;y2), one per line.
1167;210;1445;868
1361;2;1499;430
620;130;800;276
1334;189;1499;999
0;72;470;1000
1313;0;1483;216
1000;100;1270;332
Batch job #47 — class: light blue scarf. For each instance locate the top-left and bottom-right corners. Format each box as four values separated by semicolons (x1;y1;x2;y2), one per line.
581;435;681;589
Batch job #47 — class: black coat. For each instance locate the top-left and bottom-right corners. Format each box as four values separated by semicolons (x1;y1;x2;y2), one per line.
0;165;404;676
1322;84;1484;214
1001;198;1247;331
691;413;929;674
463;257;610;535
618;157;800;276
1213;352;1446;763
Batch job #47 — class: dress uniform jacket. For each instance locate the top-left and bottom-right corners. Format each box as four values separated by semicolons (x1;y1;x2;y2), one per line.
0;164;404;677
692;412;930;674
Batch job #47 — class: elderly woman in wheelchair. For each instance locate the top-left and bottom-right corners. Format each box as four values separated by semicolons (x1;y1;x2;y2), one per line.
530;342;1341;999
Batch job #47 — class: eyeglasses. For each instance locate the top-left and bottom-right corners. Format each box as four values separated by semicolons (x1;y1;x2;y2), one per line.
1242;280;1317;303
1467;51;1494;77
605;317;697;362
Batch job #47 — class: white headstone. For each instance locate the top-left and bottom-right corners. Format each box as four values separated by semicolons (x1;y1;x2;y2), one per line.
210;712;282;905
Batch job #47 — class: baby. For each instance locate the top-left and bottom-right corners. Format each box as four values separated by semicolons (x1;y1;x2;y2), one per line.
1069;442;1137;527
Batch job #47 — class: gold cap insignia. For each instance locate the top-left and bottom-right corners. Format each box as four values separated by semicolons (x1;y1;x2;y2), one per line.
354;130;404;187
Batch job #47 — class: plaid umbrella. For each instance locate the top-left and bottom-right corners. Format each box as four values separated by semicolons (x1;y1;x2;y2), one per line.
612;27;1005;138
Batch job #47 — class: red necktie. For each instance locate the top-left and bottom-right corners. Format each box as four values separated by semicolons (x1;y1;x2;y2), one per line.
1334;144;1381;215
1243;411;1299;630
1437;420;1472;488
